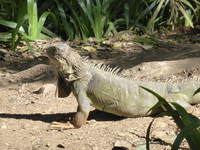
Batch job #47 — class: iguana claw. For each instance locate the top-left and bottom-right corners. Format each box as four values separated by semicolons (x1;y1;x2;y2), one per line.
49;121;74;130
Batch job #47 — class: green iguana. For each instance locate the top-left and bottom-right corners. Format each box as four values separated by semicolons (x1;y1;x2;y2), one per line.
46;43;200;128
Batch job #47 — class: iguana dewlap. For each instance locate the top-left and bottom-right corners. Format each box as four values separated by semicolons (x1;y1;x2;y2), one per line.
46;43;200;128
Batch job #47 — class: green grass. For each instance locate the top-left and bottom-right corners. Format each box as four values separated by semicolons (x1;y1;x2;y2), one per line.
141;86;200;150
0;0;200;52
55;0;117;40
0;0;57;52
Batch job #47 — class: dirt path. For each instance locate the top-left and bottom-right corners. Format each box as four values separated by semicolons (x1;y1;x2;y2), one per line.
0;37;200;150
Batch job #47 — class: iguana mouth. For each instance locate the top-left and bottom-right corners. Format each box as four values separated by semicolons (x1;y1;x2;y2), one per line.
53;54;62;61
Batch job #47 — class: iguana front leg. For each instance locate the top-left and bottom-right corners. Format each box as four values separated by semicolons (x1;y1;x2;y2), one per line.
73;91;90;128
50;91;90;130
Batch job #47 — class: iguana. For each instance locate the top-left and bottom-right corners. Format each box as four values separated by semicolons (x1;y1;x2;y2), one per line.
46;43;200;128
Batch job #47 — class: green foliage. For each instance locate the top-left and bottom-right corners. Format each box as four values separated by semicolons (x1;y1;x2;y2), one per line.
145;0;200;32
27;0;57;39
140;86;200;150
0;0;57;51
55;0;117;40
133;36;161;45
1;0;200;51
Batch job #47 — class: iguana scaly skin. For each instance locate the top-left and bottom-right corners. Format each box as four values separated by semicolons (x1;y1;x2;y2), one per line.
46;43;200;128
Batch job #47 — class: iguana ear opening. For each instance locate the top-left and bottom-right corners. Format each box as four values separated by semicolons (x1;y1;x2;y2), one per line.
56;73;71;98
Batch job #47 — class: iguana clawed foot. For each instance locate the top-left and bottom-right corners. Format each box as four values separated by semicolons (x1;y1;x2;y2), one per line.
50;121;74;130
49;119;97;130
49;111;89;130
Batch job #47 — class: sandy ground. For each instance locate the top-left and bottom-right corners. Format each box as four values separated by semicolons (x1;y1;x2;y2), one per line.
0;37;200;150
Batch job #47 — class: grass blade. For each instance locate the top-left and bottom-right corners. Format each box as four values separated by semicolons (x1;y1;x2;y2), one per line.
24;39;34;57
172;121;200;150
193;87;200;96
11;15;28;50
0;20;24;32
141;86;200;149
0;32;12;41
55;0;74;39
37;12;57;39
124;1;129;28
176;2;194;27
27;0;38;38
147;0;165;32
42;27;58;38
146;119;155;150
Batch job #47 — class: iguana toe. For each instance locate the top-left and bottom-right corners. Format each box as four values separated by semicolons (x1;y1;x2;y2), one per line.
49;121;74;130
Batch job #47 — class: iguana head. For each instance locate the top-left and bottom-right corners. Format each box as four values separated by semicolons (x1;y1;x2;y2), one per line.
46;43;80;97
46;43;82;80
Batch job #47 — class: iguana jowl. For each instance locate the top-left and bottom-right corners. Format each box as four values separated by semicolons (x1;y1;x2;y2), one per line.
46;43;200;128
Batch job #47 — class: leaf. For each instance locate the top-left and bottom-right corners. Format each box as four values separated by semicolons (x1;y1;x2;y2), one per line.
193;87;200;96
24;39;34;57
55;0;74;39
147;0;165;32
141;86;200;149
0;32;12;41
64;0;90;39
124;2;129;28
146;118;155;150
140;45;153;50
140;86;172;111
11;15;29;50
37;12;57;39
172;121;200;150
82;46;96;51
104;22;117;37
27;0;38;38
176;2;194;27
42;27;58;38
0;20;24;32
172;102;199;125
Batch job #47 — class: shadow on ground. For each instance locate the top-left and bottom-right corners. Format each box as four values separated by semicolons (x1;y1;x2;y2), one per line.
0;110;123;123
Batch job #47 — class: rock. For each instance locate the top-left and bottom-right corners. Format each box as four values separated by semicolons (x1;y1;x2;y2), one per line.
42;83;56;97
117;132;132;138
57;143;66;148
113;140;133;150
32;83;56;98
92;146;99;150
1;124;7;129
151;131;175;144
86;119;97;124
154;121;167;128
